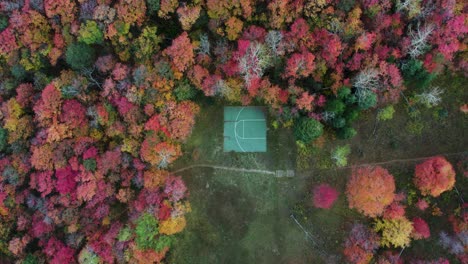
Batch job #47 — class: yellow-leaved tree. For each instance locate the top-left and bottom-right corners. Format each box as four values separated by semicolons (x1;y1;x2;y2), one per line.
374;217;414;248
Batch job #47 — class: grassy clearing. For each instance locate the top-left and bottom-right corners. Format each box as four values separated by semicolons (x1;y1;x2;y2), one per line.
169;73;467;263
294;73;467;262
168;168;316;263
172;98;296;171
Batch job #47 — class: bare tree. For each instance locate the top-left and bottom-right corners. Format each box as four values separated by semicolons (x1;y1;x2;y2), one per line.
416;0;436;20
354;68;380;91
238;42;272;84
214;79;231;98
328;18;344;35
439;231;467;255
81;67;102;89
321;111;336;122
265;30;283;56
30;0;44;12
396;0;422;18
353;68;380;103
415;86;443;107
197;33;210;56
213;39;229;64
407;23;435;58
0;1;23;12
86;106;99;128
158;151;172;169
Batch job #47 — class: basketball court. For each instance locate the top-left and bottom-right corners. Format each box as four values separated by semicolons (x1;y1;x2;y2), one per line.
224;106;267;152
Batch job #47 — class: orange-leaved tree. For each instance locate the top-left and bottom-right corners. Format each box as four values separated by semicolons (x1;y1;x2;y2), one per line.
346;166;395;217
413;156;456;197
164;32;194;75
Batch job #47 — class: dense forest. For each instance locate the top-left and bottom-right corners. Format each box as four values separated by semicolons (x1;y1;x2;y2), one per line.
0;0;466;263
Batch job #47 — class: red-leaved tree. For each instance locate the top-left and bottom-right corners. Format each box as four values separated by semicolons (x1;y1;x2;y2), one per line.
164;32;194;74
312;184;339;209
414;156;456;197
383;202;406;220
412;217;431;240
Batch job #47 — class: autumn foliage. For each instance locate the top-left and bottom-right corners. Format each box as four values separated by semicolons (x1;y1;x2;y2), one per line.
414;156;456;197
374;217;414;248
164;32;195;74
343;223;380;264
383;202;406;220
412;217;431;240
347;166;396;217
312;184;339;209
0;0;466;261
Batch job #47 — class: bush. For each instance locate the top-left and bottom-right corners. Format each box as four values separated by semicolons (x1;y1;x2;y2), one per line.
377;105;395;121
325;99;346;115
406;120;424;135
343;108;360;123
65;42;96;70
331;145;351;167
344;94;357;105
336;126;357;139
401;59;436;91
357;90;377;110
337;86;352;100
434;108;448;119
332;117;346;128
293;117;324;143
312;184;339;209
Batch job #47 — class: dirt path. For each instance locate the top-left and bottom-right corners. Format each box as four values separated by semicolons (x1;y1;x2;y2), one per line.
337;151;466;170
171;151;466;176
172;164;276;175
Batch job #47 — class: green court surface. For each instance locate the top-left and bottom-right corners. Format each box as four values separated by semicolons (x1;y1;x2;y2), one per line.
224;107;267;152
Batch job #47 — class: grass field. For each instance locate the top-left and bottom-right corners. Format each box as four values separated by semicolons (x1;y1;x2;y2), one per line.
168;74;467;263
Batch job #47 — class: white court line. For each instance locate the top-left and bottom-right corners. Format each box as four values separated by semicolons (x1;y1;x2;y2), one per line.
235;119;266;140
234;107;246;152
242;120;244;138
234;108;266;151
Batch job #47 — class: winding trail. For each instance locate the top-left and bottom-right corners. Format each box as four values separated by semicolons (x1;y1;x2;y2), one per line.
171;151;466;176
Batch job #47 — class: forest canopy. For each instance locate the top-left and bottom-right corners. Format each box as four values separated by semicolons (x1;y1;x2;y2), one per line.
0;0;466;263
